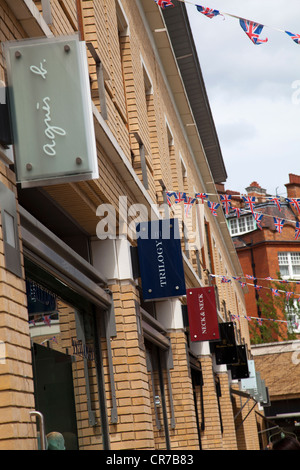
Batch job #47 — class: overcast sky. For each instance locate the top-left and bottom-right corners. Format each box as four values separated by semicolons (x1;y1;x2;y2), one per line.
186;0;300;197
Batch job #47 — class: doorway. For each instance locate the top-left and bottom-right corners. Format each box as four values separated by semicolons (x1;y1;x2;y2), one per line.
32;343;79;450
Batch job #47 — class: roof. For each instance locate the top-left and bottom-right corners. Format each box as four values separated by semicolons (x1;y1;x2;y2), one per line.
162;0;227;184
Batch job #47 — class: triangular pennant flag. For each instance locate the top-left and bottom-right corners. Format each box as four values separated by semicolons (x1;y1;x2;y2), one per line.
233;207;241;218
286;198;300;213
220;194;232;215
273;217;285;233
43;315;51;326
174;192;187;204
196;4;224;19
242;195;256;213
286;31;300;44
239;19;268;45
195;192;208;203
184;197;196;217
207;201;220;216
154;0;174;9
295;222;300;240
286;291;294;301
166;191;176;206
269;197;282;211
253;212;263;230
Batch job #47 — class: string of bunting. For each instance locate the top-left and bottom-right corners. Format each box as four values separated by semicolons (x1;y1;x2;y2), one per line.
210;273;300;302
165;190;300;238
154;0;300;47
230;314;298;328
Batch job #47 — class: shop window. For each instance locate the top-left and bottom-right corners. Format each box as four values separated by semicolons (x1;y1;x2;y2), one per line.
27;276;106;450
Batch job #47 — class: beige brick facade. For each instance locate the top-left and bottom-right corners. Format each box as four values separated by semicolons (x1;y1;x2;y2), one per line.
0;0;262;451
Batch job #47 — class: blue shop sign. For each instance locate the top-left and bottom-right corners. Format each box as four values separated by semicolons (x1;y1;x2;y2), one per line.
136;219;186;301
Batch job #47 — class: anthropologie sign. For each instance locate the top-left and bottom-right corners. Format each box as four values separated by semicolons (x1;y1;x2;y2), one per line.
4;35;98;187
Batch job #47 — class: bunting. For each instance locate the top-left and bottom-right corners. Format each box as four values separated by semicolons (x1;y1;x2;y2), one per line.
220;194;232;215
154;0;174;8
164;190;300;237
169;1;300;48
285;31;300;45
207;201;220;216
239;19;268;45
253;212;263;230
242;196;256;214
273;217;285;233
196;4;223;19
295;222;300;240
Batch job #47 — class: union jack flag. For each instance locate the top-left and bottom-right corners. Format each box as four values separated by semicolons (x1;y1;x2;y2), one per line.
265;277;273;281
246;274;256;280
256;318;263;325
239;282;247;288
196;5;223;19
195;192;208;204
254;285;262;291
220;194;232;215
154;0;174;9
269;196;281;211
43;315;51;326
233;207;241;218
295;222;300;240
242;195;256;213
221;276;231;283
245;316;252;321
207;201;220;216
184;197;196;217
286;31;300;44
239;19;268;45
253;212;263;229
166;191;176;206
174;192;187;204
273;217;285;233
271;289;279;297
287;198;300;213
286;291;294;300
232;276;241;281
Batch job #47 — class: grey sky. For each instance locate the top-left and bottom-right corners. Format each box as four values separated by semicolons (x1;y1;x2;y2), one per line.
186;0;300;197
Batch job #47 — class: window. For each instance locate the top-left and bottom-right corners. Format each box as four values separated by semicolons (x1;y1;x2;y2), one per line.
228;214;255;236
286;301;300;333
278;252;300;279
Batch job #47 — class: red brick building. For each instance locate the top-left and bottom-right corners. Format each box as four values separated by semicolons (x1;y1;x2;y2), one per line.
217;174;300;341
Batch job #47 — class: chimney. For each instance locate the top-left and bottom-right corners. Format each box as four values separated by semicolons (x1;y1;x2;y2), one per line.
245;182;266;203
285;174;300;198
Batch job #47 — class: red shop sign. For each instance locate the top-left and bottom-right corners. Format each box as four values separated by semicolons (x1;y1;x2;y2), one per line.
186;287;220;342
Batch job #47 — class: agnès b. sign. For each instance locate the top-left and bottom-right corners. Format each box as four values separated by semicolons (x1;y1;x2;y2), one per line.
4;35;98;187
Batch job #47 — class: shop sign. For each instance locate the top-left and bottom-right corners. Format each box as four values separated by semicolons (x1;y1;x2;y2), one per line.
186;287;220;342
4;35;98;187
136;219;186;301
210;322;238;364
72;338;94;361
240;359;257;391
228;344;249;379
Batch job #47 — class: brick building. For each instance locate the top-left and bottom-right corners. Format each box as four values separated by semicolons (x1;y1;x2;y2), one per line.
218;174;300;444
217;175;300;341
0;0;263;451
